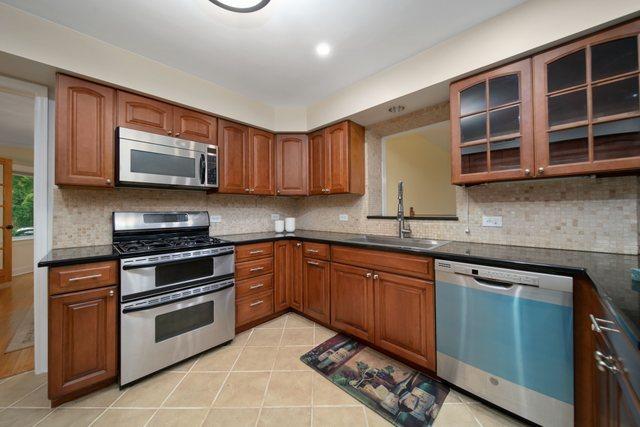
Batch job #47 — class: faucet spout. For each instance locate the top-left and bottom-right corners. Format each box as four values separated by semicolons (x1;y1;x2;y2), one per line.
397;181;411;239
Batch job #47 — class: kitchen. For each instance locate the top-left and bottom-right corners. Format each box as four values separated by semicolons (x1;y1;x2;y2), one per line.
0;0;639;426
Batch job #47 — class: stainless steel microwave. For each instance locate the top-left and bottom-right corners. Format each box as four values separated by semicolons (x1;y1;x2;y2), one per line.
117;127;218;190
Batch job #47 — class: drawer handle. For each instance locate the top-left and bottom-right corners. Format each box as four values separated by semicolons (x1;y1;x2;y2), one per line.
249;250;264;254
590;314;620;334
250;300;264;307
249;283;264;290
306;249;319;253
249;267;265;272
68;273;102;282
307;260;320;266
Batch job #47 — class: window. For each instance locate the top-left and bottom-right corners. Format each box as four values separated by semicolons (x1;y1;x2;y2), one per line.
12;174;33;238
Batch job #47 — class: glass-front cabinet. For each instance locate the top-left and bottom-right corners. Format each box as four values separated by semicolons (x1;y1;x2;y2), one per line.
532;19;640;177
450;59;534;184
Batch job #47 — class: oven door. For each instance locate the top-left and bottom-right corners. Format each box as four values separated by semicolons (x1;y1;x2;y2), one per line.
119;138;207;188
120;281;235;386
120;252;234;301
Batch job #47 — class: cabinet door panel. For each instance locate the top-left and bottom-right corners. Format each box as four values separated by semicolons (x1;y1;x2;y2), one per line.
276;134;308;195
325;122;350;194
173;107;217;144
248;128;275;195
308;130;326;195
218;120;248;194
290;241;303;311
302;258;330;323
56;75;115;187
374;272;435;370
330;263;374;342
591;36;638;81
117;91;172;136
274;241;289;312
49;286;117;400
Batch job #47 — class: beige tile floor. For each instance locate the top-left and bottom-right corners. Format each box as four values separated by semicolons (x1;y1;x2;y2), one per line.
0;313;524;426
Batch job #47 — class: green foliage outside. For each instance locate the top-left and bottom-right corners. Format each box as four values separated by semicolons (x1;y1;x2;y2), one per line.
12;174;33;236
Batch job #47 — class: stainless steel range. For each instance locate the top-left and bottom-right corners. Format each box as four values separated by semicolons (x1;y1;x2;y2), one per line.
113;211;235;386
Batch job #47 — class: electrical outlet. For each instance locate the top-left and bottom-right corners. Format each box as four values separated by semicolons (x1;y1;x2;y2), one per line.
339;214;349;221
271;214;280;220
210;215;222;223
482;215;502;227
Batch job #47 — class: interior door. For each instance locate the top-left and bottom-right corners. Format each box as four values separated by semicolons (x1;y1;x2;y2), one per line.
0;158;12;283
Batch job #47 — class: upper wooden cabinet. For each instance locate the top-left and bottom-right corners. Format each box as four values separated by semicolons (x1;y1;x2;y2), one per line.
309;121;365;195
117;91;173;136
218;119;249;194
533;19;640;177
248;128;275;195
276;134;308;196
450;59;534;184
56;75;116;188
118;91;217;144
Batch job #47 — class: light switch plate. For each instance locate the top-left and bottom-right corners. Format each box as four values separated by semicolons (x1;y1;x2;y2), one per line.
339;214;349;221
210;215;222;223
271;214;280;220
482;215;502;227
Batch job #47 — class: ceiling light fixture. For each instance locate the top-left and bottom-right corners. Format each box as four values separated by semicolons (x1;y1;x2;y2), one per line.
388;105;405;113
315;42;332;57
209;0;270;13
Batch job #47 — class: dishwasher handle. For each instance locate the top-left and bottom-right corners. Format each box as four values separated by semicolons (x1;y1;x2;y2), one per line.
454;272;517;291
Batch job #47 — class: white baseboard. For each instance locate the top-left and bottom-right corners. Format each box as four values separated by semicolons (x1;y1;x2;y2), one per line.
13;266;34;277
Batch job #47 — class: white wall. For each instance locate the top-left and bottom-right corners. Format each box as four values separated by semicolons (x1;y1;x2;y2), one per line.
13;238;33;276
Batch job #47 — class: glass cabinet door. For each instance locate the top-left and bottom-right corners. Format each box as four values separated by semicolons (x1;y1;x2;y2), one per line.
451;58;534;184
533;21;640;175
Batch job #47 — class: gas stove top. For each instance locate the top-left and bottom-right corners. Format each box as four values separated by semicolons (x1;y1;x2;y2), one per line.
114;235;229;255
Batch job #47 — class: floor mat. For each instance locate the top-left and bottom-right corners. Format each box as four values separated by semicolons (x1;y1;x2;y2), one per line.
301;334;448;426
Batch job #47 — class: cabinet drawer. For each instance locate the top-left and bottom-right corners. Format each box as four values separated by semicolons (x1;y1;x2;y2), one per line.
236;290;274;326
236;274;274;299
331;246;433;280
49;261;118;296
302;242;330;260
236;258;273;279
235;242;274;261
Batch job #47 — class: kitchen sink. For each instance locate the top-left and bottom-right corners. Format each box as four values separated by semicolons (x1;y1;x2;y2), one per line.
345;235;449;251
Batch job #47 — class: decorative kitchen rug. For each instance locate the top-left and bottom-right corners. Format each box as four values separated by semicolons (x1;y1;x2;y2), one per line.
301;334;449;427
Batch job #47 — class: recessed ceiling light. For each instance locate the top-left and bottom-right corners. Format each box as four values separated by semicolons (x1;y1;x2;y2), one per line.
209;0;270;13
315;42;332;57
388;105;405;113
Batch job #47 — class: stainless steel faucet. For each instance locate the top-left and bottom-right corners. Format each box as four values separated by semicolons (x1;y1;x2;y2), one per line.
397;181;411;239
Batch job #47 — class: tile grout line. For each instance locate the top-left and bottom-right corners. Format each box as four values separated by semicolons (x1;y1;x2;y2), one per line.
87;373;137;426
253;314;288;427
199;327;256;427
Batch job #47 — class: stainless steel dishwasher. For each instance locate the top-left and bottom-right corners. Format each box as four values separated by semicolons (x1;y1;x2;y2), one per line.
435;259;573;427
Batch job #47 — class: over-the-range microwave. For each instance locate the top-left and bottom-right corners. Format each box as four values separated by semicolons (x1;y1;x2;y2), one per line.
116;127;218;190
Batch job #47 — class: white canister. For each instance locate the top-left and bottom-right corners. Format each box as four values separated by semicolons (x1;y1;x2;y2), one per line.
275;220;285;233
285;217;296;232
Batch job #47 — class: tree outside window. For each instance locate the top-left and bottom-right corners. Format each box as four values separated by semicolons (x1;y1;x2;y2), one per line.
12;174;33;238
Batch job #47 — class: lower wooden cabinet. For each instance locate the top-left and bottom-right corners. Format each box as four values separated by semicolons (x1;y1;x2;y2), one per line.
374;271;436;370
330;263;374;342
290;241;304;310
274;241;290;312
302;257;331;323
236;290;274;327
48;285;118;404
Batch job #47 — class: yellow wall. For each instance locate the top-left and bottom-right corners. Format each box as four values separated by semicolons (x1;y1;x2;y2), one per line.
384;122;456;216
0;145;34;168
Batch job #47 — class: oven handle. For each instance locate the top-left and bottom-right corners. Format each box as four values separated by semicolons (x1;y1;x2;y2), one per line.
121;282;234;314
121;251;234;270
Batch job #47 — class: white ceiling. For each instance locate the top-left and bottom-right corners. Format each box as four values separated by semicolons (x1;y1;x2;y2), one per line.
0;89;34;149
1;0;524;107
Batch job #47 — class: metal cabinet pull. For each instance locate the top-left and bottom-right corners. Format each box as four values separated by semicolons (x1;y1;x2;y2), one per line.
590;314;620;334
365;272;372;278
373;274;379;280
249;250;264;254
249;283;264;290
69;274;102;282
250;300;264;307
307;260;320;266
108;290;115;297
306;249;319;253
296;243;302;247
594;351;620;374
249;267;265;272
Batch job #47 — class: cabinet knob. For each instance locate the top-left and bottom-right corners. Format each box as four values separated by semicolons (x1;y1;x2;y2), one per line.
108;290;114;297
296;243;302;247
276;190;281;194
537;167;544;175
166;130;172;135
373;274;379;280
106;178;112;184
366;272;372;278
249;188;255;193
524;169;530;176
245;188;250;192
175;132;180;137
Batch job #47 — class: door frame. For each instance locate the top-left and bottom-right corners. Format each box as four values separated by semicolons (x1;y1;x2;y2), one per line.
0;75;50;374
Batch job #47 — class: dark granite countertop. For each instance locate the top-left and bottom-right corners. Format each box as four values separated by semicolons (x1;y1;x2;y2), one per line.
38;230;640;347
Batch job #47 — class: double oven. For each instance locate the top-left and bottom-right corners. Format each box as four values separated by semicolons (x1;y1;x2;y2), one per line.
114;212;235;386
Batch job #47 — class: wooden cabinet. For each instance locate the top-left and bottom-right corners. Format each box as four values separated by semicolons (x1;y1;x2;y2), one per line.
117;91;173;136
374;271;436;370
276;134;308;195
49;261;118;295
172;106;217;145
274;241;290;311
308;121;365;195
48;284;117;405
218;119;249;194
302;257;331;323
236;290;274;327
55;75;115;187
248;128;275;195
533;19;640;177
235;242;275;328
330;263;374;342
450;59;534;184
290;241;304;311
